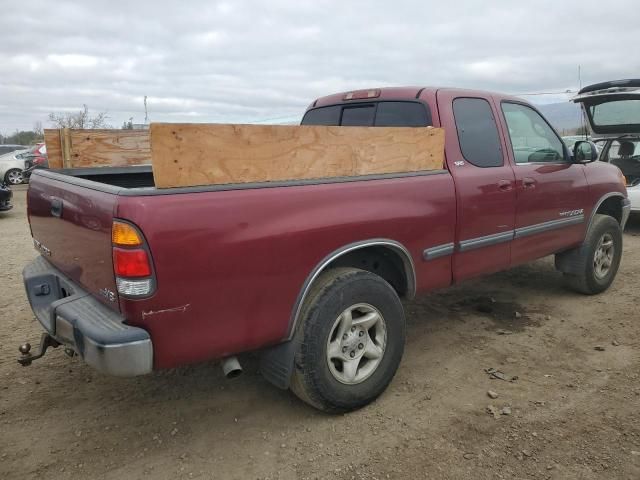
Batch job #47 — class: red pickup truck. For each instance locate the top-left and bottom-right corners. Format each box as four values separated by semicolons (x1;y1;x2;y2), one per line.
20;86;630;413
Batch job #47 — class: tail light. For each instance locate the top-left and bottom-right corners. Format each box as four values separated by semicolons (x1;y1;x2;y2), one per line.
112;220;156;297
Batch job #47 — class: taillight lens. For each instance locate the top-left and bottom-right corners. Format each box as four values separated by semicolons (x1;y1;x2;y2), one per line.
112;220;155;298
113;248;152;277
116;278;153;296
112;221;143;246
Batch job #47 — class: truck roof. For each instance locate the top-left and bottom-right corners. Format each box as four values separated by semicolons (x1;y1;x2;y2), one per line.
309;86;523;109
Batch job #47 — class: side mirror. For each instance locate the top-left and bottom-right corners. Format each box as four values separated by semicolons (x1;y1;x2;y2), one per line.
573;140;599;163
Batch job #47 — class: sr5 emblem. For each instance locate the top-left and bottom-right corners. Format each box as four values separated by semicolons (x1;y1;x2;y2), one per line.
99;288;116;302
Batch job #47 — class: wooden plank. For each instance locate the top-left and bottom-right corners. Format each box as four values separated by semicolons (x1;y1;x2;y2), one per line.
44;129;150;169
150;124;445;189
67;130;150;168
43;129;63;169
62;128;72;168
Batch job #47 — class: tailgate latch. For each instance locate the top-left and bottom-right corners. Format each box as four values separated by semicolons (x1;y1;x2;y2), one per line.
50;197;63;218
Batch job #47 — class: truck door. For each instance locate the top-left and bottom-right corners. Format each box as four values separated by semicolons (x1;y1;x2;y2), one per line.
495;100;589;265
437;90;517;281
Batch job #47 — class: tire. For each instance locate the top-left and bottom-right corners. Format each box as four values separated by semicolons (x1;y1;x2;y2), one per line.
5;169;23;185
290;267;405;413
560;214;622;295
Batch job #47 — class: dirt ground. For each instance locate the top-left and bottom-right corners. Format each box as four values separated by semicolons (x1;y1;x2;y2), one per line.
1;185;639;480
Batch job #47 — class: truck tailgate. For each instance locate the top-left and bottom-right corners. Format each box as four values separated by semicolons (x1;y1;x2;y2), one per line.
27;172;119;311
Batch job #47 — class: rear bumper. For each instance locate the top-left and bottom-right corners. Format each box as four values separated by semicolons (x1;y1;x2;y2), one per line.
23;256;153;376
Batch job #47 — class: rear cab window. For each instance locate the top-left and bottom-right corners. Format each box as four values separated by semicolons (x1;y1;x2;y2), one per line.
301;101;432;127
452;97;503;167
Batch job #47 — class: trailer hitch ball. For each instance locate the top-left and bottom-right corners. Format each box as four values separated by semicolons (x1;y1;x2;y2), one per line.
17;334;60;366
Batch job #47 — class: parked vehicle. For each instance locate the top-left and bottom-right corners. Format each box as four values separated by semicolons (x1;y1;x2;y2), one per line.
22;143;49;182
0;144;26;156
0;148;29;185
0;181;12;211
19;86;630;413
573;79;640;213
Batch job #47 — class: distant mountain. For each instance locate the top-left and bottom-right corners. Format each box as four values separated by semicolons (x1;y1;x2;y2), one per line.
536;102;584;133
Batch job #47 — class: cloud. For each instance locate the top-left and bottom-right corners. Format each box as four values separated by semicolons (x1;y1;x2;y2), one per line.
0;0;638;132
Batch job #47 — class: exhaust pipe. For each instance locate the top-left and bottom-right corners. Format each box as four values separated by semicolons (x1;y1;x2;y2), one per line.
221;356;242;379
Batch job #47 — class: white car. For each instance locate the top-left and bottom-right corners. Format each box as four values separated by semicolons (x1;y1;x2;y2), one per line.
573;79;640;214
0;148;29;185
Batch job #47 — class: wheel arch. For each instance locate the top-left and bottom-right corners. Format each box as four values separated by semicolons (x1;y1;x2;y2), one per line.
590;192;625;229
286;239;416;341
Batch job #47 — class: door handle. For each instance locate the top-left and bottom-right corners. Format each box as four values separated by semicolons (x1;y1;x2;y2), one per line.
497;179;513;191
522;177;536;189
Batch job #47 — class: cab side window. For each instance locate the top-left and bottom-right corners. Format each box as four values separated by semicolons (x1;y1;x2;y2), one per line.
452;97;503;168
501;103;567;164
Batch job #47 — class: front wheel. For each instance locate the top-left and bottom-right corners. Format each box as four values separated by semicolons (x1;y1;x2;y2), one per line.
5;169;23;185
559;214;623;295
290;268;405;413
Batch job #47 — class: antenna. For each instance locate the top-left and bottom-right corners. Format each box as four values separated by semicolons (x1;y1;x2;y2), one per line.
578;65;588;140
578;65;582;90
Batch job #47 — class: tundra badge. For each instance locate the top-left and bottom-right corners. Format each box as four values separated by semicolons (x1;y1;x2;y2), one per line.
559;209;584;217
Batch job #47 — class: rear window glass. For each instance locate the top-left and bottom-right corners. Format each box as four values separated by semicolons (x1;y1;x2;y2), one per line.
301;105;341;125
301;101;431;127
589;99;640;126
341;106;375;126
375;102;429;126
452;98;503;168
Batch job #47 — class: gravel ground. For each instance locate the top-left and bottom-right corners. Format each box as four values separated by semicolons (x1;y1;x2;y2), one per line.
1;185;639;479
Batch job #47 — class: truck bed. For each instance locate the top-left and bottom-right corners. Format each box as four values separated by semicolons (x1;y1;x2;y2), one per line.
47;165;156;189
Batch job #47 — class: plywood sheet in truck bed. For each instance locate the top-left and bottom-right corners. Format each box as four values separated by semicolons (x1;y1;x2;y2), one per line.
44;129;150;169
150;124;445;188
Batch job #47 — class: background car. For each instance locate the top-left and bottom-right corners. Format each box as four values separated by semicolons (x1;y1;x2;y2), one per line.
21;143;48;182
572;79;640;213
0;148;29;185
0;181;13;211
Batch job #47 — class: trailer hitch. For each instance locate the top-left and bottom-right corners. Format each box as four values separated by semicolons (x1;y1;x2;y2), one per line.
17;333;60;366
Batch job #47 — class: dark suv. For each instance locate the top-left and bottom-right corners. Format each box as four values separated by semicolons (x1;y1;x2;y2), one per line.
0;144;25;156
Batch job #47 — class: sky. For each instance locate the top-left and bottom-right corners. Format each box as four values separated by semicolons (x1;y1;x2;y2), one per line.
0;0;638;133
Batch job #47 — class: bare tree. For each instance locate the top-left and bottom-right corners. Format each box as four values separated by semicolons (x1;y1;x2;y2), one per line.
33;121;44;140
48;104;111;129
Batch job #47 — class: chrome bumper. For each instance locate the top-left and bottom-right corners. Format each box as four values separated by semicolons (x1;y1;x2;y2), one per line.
621;198;631;229
23;256;153;376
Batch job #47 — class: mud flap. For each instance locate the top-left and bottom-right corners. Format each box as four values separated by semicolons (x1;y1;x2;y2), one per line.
259;337;301;390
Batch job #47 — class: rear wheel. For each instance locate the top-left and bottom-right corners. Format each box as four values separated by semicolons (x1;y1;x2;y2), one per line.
5;169;23;185
290;268;405;413
560;214;622;294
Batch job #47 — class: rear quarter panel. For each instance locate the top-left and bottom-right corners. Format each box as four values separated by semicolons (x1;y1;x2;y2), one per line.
117;174;456;369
